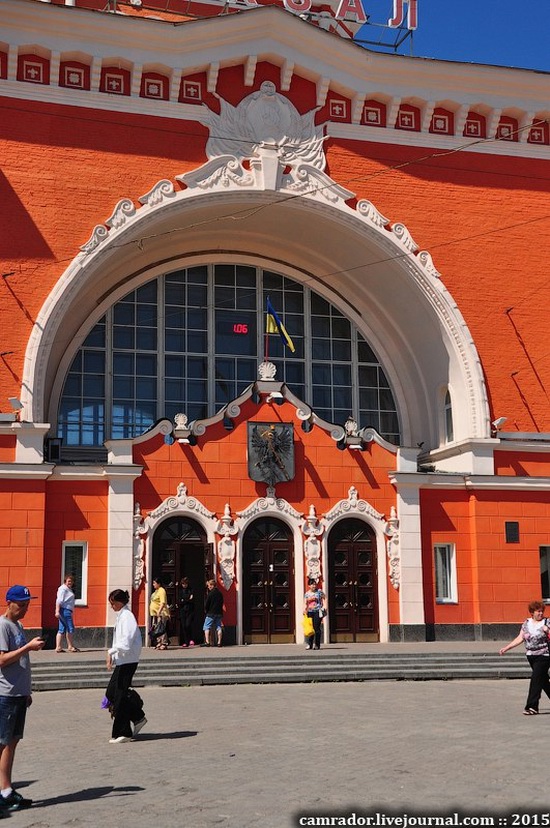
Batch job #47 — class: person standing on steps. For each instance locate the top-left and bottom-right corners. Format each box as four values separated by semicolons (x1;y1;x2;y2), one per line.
303;577;326;651
149;577;170;650
0;585;45;813
55;574;79;653
177;577;195;648
201;579;224;647
499;600;550;715
105;589;147;744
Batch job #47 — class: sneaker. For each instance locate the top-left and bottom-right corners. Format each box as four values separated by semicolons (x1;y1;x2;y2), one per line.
109;735;132;743
305;645;312;650
180;643;188;648
133;717;147;737
0;790;33;811
189;641;195;647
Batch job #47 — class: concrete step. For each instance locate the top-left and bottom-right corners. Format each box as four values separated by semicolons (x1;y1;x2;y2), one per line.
30;651;530;691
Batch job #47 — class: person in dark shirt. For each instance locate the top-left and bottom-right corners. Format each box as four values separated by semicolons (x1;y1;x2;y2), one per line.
201;579;224;647
177;577;195;648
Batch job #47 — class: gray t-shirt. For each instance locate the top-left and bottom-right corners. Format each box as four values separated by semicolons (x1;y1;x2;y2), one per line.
0;616;31;696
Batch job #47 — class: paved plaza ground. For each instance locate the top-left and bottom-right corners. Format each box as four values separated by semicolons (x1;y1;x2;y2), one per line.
7;676;550;828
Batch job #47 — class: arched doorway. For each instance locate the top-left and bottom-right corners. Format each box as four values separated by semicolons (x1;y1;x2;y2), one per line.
327;518;378;642
152;516;214;645
242;517;295;643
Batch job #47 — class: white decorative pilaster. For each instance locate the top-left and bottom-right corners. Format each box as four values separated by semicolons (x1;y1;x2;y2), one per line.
170;69;183;102
302;504;324;581
131;64;143;98
106;466;143;620
216;504;238;589
394;482;424;626
384;505;400;589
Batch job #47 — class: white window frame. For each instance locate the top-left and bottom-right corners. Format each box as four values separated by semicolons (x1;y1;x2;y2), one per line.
434;543;458;604
444;389;454;443
61;541;88;606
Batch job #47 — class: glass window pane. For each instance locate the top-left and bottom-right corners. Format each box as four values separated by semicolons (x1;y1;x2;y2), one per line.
312;339;331;360
332;340;351;361
165;331;184;352
333;364;351;386
136;354;157;375
113;327;134;349
136;328;157;350
113;353;134;374
114;304;135;325
136;282;157;303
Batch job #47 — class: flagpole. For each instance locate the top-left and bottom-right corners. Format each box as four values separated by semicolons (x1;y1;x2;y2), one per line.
264;297;269;362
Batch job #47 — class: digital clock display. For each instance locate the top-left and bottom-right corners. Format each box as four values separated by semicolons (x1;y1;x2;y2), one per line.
216;311;256;356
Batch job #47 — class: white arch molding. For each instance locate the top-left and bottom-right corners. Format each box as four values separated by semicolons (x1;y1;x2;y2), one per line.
22;84;491;449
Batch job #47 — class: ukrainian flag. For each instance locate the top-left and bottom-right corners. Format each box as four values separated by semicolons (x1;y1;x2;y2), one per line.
266;296;295;353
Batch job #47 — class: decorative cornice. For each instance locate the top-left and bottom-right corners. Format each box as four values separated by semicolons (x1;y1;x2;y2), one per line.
323;485;385;524
237;489;303;522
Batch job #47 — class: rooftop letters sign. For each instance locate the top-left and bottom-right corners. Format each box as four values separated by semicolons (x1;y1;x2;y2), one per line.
224;0;418;28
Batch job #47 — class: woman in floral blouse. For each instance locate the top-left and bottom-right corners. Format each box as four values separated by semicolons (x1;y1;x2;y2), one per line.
499;600;550;715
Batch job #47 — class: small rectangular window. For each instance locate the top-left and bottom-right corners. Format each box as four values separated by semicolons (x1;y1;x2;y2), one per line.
540;546;550;602
434;543;457;603
505;521;520;543
62;541;88;606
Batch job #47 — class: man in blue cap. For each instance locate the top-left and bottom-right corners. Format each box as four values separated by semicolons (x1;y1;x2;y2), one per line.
0;585;45;812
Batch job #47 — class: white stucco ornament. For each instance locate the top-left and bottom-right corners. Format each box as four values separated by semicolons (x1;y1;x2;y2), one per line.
178;82;353;203
216;504;238;589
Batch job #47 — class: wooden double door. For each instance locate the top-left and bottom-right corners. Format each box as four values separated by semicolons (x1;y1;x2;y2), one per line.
152;517;214;645
328;518;379;642
242;518;295;643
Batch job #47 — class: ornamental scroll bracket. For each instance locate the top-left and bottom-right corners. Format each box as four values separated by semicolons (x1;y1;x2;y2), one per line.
384;505;400;590
215;504;239;590
301;504;324;583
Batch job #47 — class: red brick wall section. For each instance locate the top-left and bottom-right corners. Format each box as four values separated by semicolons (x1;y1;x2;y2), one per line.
0;481;46;629
43;480;109;628
421;488;550;625
494;451;550;477
0;435;16;463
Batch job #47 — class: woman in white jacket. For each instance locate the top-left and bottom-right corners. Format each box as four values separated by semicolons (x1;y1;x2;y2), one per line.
105;589;147;743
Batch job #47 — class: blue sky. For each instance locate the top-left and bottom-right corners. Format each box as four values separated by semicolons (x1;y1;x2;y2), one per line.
356;0;550;72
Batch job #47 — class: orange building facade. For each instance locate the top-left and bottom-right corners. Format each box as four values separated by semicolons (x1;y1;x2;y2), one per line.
1;0;549;645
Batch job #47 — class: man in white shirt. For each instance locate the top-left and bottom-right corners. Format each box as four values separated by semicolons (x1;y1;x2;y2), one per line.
0;585;45;812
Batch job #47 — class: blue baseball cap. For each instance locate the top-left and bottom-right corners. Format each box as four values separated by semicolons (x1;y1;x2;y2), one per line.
6;585;36;602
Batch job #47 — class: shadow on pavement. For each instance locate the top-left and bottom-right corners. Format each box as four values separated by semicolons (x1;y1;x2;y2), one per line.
30;785;144;808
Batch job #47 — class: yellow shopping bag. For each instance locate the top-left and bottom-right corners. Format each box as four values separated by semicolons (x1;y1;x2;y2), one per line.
302;615;314;637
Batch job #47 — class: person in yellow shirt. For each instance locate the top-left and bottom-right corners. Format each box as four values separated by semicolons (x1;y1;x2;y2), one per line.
149;578;170;650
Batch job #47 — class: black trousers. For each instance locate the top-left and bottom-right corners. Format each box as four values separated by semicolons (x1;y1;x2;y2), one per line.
525;655;550;711
179;609;194;646
105;663;144;738
306;611;323;649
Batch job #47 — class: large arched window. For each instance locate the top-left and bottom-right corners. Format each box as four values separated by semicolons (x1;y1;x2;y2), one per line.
57;265;400;452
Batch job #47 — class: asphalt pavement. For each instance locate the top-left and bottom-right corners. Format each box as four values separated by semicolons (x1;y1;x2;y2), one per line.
8;673;550;828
